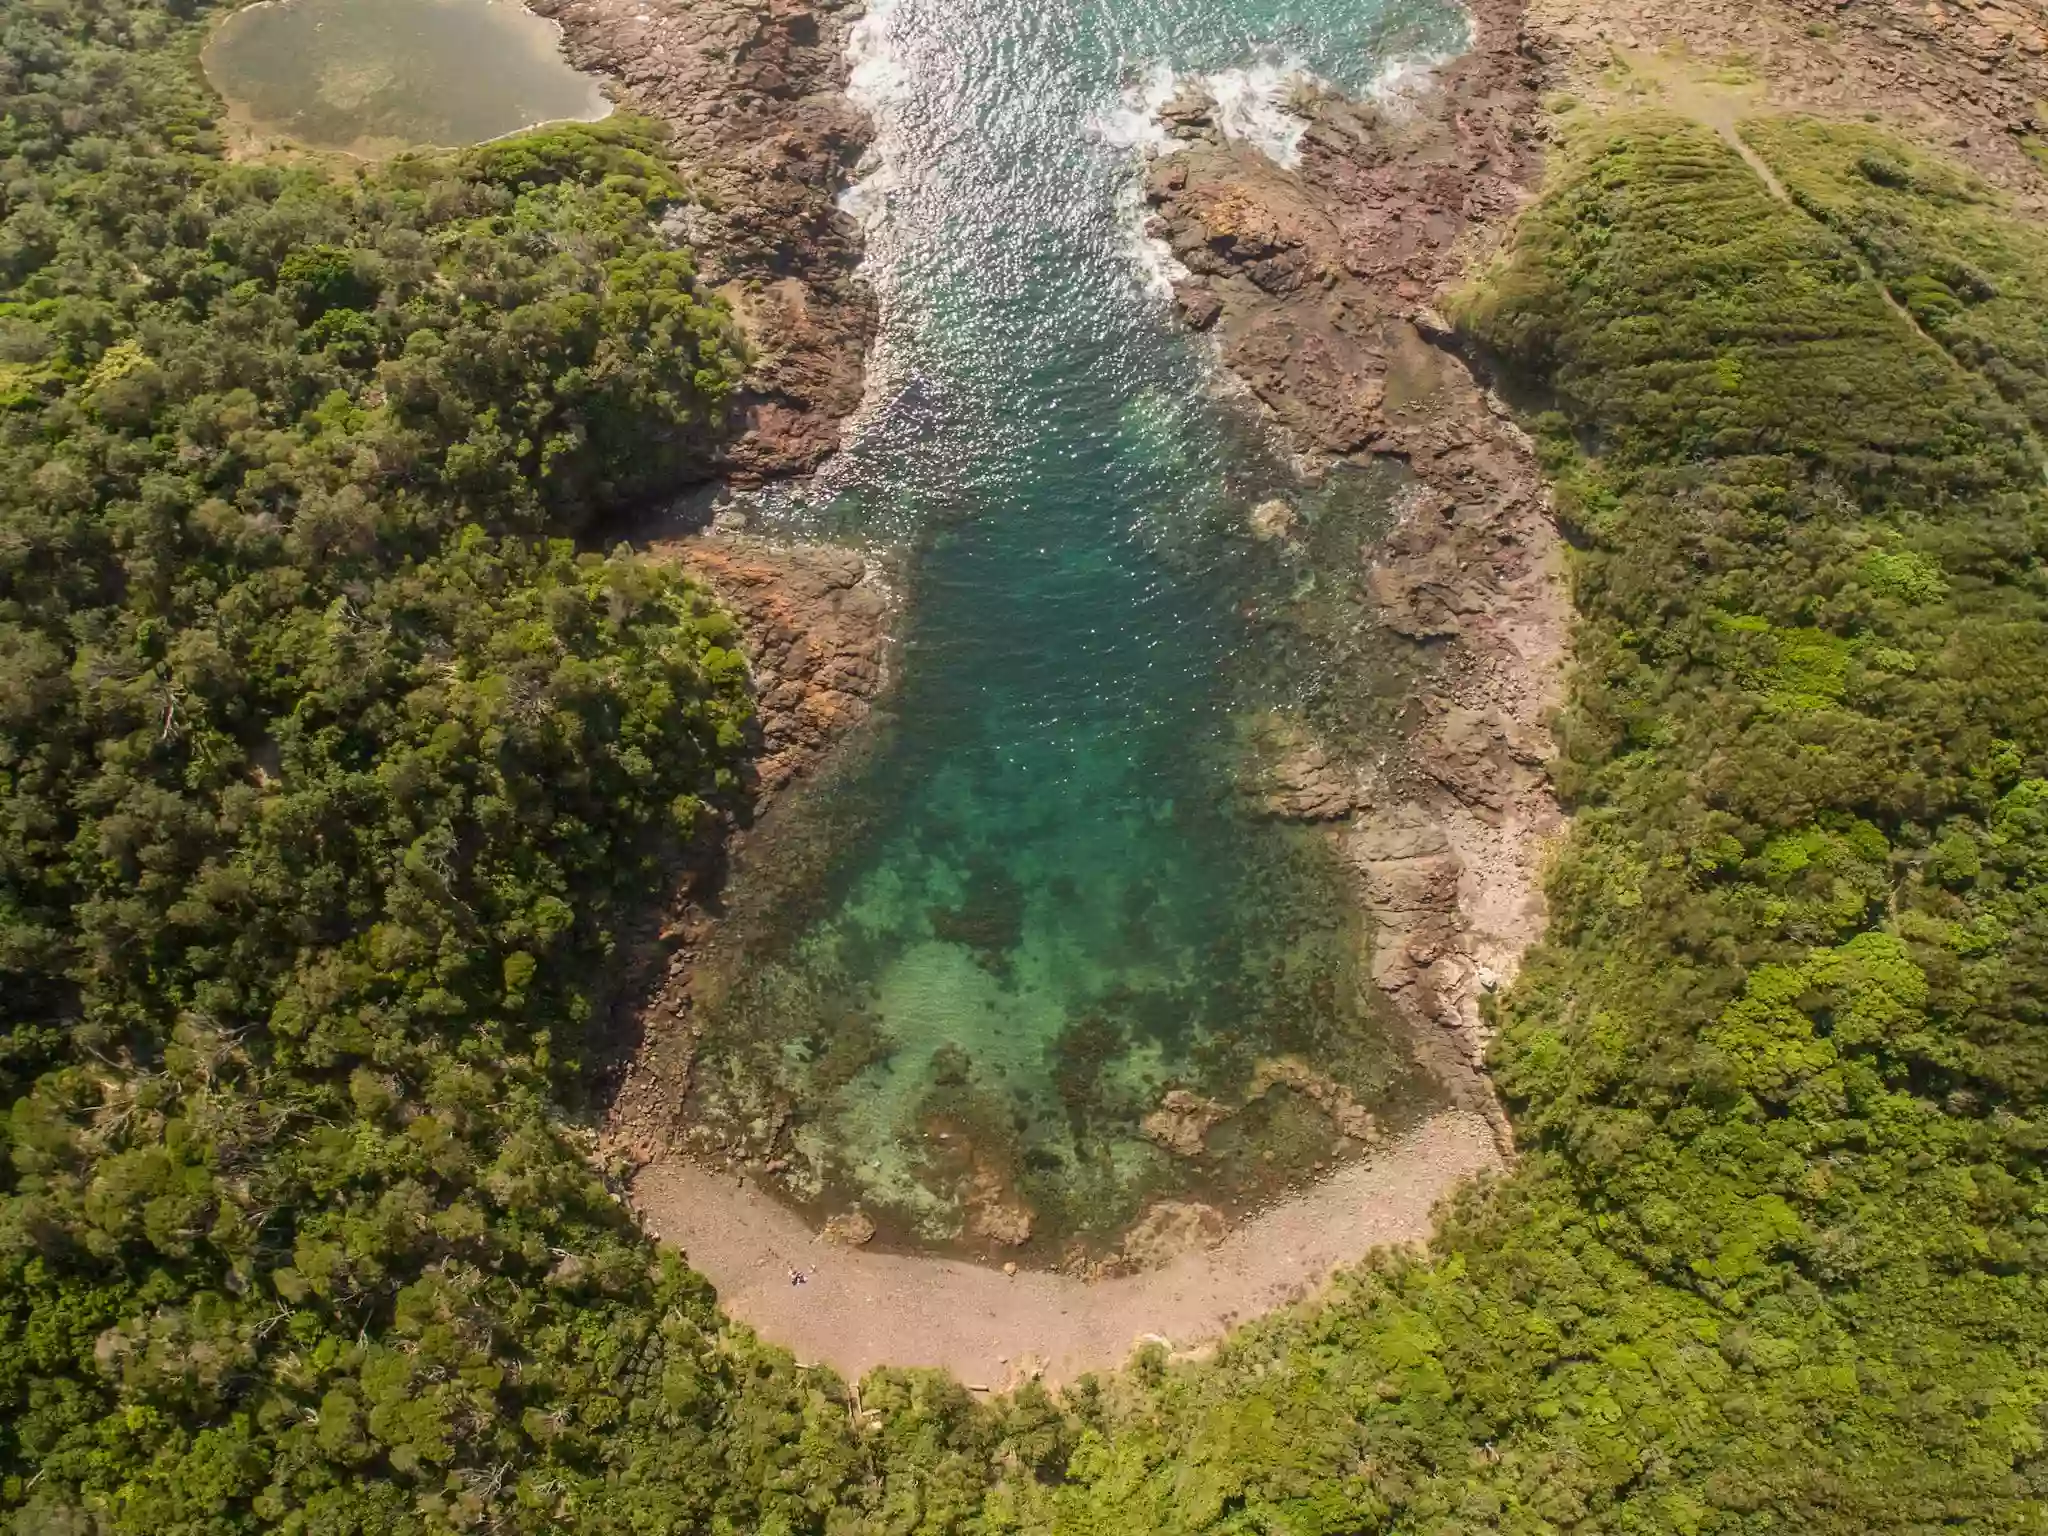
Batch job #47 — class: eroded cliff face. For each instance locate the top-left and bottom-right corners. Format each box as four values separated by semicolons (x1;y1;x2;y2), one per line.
533;0;876;482
1141;0;1564;1127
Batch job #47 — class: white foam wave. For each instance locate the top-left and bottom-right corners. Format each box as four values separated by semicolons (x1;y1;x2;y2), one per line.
1201;62;1318;168
1365;11;1475;117
1092;58;1322;171
836;0;909;234
816;0;921;501
1087;60;1181;157
1117;177;1190;302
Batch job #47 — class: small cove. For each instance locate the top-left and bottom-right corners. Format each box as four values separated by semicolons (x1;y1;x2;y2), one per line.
688;0;1474;1259
203;0;1482;1262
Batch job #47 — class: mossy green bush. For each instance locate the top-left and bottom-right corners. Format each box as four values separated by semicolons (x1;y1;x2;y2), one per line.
1742;114;2048;441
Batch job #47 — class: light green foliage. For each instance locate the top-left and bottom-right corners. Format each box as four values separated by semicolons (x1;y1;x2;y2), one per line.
1743;115;2048;440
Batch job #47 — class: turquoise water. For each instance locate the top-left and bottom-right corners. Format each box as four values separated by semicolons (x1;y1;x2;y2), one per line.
689;0;1471;1256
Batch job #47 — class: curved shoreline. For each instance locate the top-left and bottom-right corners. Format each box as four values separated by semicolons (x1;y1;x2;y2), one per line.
588;0;1560;1379
630;1109;1502;1388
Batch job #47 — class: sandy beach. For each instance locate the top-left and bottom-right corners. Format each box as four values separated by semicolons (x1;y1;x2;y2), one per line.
631;1107;1502;1388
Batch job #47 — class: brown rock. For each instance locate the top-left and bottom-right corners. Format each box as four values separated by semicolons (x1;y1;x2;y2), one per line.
1416;705;1510;820
532;0;875;482
1176;282;1223;330
963;1163;1034;1247
1267;744;1359;820
1118;1200;1228;1267
1140;1089;1232;1157
824;1209;877;1246
659;535;893;803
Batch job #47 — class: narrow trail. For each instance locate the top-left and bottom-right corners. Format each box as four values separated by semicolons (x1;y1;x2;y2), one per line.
631;1110;1504;1389
1642;71;1958;364
1723;119;1944;347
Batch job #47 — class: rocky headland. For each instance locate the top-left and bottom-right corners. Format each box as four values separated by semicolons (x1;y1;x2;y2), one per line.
1143;0;2048;1148
1526;0;2048;201
1145;0;1565;1132
603;536;895;1169
522;0;906;1166
532;0;876;482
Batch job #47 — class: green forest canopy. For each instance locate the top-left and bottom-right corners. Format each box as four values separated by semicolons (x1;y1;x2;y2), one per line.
0;3;2042;1532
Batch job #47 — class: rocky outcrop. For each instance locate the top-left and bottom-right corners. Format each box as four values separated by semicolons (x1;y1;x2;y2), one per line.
823;1208;877;1245
1143;0;1566;1135
532;0;875;481
1254;736;1363;822
1140;1089;1233;1157
1115;1201;1228;1269
660;536;891;797
963;1163;1035;1248
603;534;892;1169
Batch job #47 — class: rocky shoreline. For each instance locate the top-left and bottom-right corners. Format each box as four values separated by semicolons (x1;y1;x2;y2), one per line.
602;536;896;1170
532;0;877;482
586;0;1567;1231
1144;0;1565;1139
1525;0;2048;203
530;0;900;1166
1140;0;2048;1137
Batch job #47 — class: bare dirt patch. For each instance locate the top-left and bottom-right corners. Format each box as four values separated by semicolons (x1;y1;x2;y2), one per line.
1526;0;2048;200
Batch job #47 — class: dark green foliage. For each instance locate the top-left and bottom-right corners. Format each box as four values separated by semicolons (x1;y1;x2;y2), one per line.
0;3;911;1532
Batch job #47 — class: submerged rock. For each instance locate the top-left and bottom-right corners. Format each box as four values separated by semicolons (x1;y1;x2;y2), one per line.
1250;1056;1378;1143
824;1209;877;1246
1248;497;1302;542
1117;1200;1227;1268
1140;1089;1232;1157
533;0;876;482
963;1163;1035;1247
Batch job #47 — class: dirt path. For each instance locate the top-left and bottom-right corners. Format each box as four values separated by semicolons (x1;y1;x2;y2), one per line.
629;1109;1502;1388
1573;50;1975;371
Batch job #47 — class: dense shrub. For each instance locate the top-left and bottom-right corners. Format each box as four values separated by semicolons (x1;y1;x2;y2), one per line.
1027;114;2048;1534
0;4;888;1532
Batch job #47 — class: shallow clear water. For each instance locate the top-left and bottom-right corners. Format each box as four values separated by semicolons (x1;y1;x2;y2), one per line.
689;0;1471;1256
203;0;609;155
